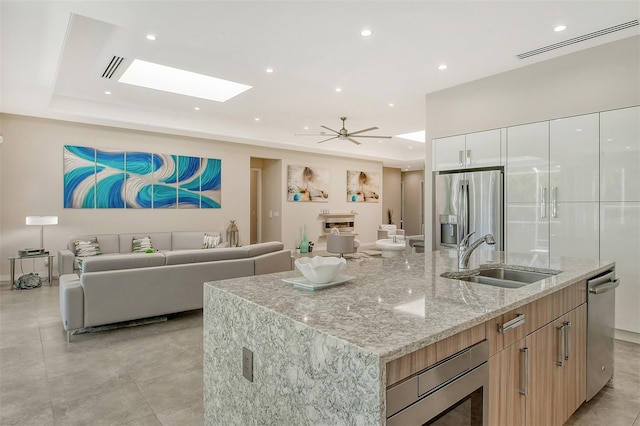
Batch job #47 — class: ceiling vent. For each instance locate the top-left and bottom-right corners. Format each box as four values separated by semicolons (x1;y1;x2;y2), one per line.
517;20;639;59
101;56;125;79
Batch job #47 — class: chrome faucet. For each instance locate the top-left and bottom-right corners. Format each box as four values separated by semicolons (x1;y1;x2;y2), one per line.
458;232;496;270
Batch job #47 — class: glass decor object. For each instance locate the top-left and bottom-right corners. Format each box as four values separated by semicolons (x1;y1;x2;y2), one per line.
226;220;239;247
299;225;309;254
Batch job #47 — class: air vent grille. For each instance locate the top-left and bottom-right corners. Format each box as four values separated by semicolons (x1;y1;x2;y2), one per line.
517;20;639;59
102;56;125;79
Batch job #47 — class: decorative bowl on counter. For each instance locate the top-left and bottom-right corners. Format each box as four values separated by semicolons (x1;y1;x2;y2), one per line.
294;256;347;284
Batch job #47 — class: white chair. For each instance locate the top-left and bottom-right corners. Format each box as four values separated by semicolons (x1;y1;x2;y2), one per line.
378;224;405;240
327;229;360;257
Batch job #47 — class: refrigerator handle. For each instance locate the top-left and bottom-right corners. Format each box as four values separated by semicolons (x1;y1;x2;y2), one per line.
540;187;547;219
458;180;470;245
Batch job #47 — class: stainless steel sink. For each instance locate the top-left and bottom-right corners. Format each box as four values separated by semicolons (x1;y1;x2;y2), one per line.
441;266;560;289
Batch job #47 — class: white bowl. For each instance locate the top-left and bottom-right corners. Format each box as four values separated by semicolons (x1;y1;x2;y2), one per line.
295;256;347;284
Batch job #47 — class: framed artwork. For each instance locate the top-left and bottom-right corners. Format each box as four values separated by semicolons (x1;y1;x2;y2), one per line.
347;170;380;202
287;165;329;202
63;145;221;209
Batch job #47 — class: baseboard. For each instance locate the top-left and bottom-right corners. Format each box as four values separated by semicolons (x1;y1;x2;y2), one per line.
615;328;640;344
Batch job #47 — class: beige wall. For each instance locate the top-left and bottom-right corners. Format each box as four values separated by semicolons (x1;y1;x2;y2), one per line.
424;35;640;249
0;114;382;279
401;170;425;236
382;167;401;227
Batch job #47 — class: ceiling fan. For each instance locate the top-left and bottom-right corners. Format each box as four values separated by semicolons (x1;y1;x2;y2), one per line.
297;117;392;145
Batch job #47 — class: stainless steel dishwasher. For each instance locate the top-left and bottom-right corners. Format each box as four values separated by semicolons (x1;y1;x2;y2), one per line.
586;269;620;401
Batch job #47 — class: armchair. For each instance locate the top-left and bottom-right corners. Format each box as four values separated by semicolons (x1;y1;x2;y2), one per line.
377;224;405;240
326;229;360;257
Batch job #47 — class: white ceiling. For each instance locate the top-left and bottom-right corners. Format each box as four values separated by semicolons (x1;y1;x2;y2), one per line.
1;1;638;170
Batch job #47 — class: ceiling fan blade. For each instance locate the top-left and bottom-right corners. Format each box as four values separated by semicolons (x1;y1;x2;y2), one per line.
349;135;393;139
348;127;378;136
347;137;362;145
320;125;340;134
317;136;338;144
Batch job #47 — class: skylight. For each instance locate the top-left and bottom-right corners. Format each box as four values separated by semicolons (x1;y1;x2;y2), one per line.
395;130;425;143
118;59;252;102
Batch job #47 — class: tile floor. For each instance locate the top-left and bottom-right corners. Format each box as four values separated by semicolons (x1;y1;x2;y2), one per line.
1;280;638;425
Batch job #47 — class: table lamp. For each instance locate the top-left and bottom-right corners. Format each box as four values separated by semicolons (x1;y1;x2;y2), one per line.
26;215;58;249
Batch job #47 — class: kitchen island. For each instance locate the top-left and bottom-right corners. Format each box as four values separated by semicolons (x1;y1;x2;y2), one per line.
203;249;613;425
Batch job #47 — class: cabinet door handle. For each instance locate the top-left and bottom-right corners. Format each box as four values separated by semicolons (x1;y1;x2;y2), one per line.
564;321;571;361
556;324;565;366
458;150;464;167
497;313;525;333
466;149;471;166
540;187;547;219
551;187;558;218
520;347;529;395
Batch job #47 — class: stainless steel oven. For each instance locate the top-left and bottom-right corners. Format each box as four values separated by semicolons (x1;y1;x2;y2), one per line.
386;340;488;426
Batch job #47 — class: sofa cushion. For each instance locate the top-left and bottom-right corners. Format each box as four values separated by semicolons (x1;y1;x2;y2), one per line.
244;241;285;257
119;232;171;253
81;252;166;273
132;236;154;253
164;247;248;265
73;237;102;257
68;234;119;254
172;231;221;251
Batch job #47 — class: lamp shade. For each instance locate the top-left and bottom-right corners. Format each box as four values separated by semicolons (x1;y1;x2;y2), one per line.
26;216;58;226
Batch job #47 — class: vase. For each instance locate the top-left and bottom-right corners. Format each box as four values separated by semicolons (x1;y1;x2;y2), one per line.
299;225;309;254
227;220;239;247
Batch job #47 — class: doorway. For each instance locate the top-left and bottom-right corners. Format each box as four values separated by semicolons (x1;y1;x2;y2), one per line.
250;168;262;244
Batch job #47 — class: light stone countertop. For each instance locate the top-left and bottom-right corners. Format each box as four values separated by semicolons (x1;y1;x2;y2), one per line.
205;249;613;363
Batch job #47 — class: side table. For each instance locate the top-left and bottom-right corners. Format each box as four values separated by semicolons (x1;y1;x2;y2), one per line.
8;253;54;290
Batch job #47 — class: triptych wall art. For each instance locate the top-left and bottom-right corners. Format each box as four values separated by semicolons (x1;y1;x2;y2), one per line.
286;165;381;203
63;145;221;209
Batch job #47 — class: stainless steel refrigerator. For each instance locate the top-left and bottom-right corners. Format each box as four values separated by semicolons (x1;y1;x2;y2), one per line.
434;169;503;250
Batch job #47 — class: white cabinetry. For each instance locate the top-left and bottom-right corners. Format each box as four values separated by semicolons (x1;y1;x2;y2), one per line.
600;106;640;335
506;114;600;262
433;129;501;171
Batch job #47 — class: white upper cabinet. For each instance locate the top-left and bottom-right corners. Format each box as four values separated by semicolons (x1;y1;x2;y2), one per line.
433;135;465;171
465;129;501;168
550;113;599;202
433;129;501;171
506;121;550;204
600;106;640;202
549;202;599;259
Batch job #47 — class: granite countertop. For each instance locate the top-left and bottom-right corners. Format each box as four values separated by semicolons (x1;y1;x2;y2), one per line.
205;249;613;363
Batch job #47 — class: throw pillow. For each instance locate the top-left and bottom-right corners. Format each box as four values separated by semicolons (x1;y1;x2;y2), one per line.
203;233;220;249
132;236;154;253
73;237;102;257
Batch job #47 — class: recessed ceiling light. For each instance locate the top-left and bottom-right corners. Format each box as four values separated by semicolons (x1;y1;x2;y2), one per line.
104;91;111;95
554;25;567;32
118;59;252;102
378;140;382;143
576;128;582;132
396;130;425;143
361;29;372;37
254;117;260;121
146;34;157;41
194;107;200;111
335;87;342;92
408;146;413;149
265;68;274;73
438;64;448;70
388;103;394;107
304;126;309;130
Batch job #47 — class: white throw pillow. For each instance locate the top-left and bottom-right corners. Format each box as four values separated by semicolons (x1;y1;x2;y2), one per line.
203;233;220;249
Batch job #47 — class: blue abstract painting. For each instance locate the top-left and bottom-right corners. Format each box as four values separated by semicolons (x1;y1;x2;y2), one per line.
64;145;221;209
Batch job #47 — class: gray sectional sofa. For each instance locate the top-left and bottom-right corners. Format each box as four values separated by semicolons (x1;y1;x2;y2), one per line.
58;231;292;340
